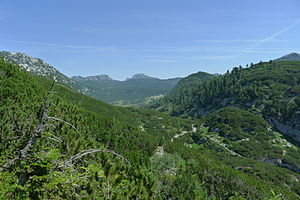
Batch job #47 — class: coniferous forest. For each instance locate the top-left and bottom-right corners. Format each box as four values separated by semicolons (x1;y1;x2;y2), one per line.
1;52;300;200
0;2;300;198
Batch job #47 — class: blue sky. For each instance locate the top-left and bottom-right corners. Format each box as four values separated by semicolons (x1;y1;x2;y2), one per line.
1;0;300;80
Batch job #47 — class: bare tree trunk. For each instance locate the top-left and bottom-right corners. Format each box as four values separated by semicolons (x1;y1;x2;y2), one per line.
16;81;56;186
107;178;111;200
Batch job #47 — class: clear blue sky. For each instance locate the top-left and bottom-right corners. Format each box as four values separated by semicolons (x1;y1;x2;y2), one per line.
1;0;300;80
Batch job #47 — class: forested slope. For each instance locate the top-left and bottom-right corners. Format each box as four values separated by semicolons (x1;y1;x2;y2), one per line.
72;75;181;107
0;51;182;108
150;61;300;142
1;58;299;199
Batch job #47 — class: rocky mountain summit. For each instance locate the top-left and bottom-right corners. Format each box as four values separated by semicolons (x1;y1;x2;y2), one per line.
276;52;300;61
0;51;75;85
72;74;114;82
127;73;156;80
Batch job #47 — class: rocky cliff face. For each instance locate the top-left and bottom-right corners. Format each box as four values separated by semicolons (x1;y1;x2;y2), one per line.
127;73;156;80
276;53;300;61
0;51;91;94
268;117;300;143
262;158;300;173
0;51;75;85
194;96;300;143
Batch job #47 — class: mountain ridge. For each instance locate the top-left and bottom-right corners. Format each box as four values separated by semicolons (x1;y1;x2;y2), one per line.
72;74;114;82
276;52;300;61
127;73;157;80
1;54;300;198
72;72;183;107
0;51;182;107
0;51;75;85
150;60;300;143
72;73;182;82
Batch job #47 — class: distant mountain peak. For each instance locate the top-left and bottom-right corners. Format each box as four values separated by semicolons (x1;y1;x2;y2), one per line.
127;73;156;80
72;74;114;82
86;74;113;81
0;51;74;85
276;53;300;61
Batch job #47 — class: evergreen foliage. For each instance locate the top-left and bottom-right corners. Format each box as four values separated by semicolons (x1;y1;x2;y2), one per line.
151;61;300;137
1;58;299;199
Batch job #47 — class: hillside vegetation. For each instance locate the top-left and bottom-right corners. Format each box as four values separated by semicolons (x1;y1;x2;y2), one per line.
73;75;182;107
1;58;299;199
0;51;184;108
150;61;300;142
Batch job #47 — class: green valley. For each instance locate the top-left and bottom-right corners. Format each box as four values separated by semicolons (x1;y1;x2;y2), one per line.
0;51;185;107
72;73;182;107
2;1;300;199
1;55;300;199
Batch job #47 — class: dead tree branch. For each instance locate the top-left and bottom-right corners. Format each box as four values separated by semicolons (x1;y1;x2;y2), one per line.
105;149;131;166
46;115;79;133
1;81;55;173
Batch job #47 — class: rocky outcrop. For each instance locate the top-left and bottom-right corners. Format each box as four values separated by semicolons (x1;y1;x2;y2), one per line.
72;74;114;82
127;73;156;80
276;52;300;61
268;117;300;143
261;158;300;173
0;51;75;85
